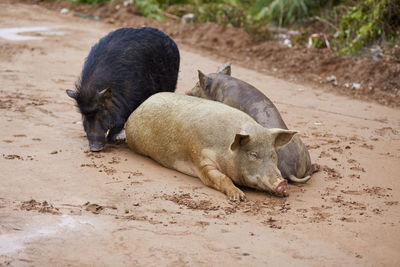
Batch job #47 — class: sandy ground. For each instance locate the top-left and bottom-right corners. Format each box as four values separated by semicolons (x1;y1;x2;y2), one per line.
1;3;400;266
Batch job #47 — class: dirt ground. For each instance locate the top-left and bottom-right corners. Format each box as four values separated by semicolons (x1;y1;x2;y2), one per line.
1;2;400;266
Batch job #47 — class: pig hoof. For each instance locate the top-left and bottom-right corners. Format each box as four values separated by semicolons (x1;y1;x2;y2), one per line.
227;188;246;202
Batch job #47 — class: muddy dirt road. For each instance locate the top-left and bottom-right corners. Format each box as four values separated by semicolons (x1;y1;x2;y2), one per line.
1;3;400;266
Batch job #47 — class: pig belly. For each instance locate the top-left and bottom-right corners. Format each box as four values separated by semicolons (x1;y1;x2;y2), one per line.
172;160;198;177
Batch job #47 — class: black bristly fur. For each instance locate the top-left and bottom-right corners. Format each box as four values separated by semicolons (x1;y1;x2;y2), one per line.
68;27;180;151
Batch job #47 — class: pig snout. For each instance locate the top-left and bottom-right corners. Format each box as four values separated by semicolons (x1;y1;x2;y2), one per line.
275;180;288;194
270;178;288;197
87;136;106;152
89;142;104;152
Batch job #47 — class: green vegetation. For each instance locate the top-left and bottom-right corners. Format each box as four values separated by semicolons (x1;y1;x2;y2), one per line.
337;0;400;55
66;0;400;56
134;0;164;21
249;0;332;26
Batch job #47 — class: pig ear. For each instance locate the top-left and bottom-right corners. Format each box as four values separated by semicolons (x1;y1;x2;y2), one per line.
230;132;250;151
198;70;212;91
268;128;298;150
217;62;231;76
66;89;79;99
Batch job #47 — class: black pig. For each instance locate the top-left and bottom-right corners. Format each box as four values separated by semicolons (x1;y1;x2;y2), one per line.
66;27;180;151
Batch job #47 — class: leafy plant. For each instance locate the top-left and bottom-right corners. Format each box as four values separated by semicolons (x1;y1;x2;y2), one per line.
250;0;310;26
249;0;342;27
194;3;247;27
134;0;164;21
337;0;400;54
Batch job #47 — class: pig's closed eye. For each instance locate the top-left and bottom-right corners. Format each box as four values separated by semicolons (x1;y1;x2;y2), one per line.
248;152;258;160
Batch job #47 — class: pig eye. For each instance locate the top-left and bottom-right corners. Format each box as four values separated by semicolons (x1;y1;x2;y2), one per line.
248;152;258;160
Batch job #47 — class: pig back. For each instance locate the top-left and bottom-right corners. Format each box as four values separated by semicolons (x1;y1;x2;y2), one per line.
210;74;287;129
125;92;260;170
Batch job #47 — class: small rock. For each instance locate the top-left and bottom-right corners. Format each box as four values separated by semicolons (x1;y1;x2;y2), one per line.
326;75;338;86
369;46;384;61
333;31;340;38
60;8;69;14
123;0;132;6
352;83;361;90
283;39;292;48
182;13;194;24
326;75;336;82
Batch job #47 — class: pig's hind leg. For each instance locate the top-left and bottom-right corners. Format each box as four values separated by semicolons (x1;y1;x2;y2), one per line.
196;157;246;201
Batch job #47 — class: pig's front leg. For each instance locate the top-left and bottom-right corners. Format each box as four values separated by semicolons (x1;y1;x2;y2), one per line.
196;155;245;201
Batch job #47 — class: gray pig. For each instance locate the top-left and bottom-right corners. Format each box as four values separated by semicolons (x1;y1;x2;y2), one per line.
186;63;312;183
125;92;297;201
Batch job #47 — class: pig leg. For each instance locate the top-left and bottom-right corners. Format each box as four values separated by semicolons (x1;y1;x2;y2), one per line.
195;152;245;201
199;165;246;201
